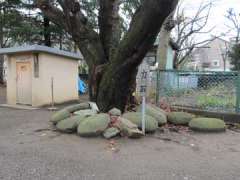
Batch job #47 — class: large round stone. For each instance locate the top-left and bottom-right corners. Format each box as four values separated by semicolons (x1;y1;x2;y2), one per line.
189;118;226;132
137;105;167;126
77;113;110;137
115;117;143;138
167;112;195;125
123;112;158;133
50;109;71;125
56;115;86;133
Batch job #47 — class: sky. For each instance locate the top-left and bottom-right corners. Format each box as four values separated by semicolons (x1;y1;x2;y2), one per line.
182;0;240;41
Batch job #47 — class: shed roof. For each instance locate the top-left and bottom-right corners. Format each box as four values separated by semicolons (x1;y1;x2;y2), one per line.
0;45;83;60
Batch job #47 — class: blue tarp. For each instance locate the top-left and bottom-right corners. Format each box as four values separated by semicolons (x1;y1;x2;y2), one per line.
78;77;86;93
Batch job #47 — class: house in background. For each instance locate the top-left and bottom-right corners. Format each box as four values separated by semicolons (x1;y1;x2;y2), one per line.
136;40;176;96
187;37;233;71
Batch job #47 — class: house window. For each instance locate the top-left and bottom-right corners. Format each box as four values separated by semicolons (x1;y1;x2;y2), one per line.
34;54;39;78
202;62;210;68
212;60;220;67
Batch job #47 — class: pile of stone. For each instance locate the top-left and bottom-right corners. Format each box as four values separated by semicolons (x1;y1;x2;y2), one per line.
50;103;168;139
167;111;226;132
50;103;226;139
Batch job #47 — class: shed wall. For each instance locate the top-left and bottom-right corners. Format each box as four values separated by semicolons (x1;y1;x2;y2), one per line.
32;53;78;106
6;53;34;105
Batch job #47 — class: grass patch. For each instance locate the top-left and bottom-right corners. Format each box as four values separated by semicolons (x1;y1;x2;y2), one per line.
197;95;236;108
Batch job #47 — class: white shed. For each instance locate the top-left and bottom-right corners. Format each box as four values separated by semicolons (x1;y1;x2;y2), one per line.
0;45;82;107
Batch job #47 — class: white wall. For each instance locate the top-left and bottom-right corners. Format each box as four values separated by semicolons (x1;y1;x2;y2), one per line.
32;53;79;106
6;52;79;106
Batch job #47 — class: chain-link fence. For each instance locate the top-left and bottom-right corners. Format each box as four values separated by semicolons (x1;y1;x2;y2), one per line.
152;70;240;113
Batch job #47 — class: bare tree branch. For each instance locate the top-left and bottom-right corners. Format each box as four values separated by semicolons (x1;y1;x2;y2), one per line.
36;0;106;67
171;0;216;69
225;8;240;43
116;0;178;70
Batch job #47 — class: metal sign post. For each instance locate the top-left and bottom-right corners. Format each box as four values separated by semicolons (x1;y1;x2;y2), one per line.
140;70;148;135
48;77;58;111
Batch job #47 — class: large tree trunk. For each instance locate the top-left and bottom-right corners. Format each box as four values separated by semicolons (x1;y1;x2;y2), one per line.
97;64;138;112
36;0;178;112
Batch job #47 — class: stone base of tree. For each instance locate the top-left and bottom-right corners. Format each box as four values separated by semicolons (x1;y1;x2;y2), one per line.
51;103;226;139
51;102;162;139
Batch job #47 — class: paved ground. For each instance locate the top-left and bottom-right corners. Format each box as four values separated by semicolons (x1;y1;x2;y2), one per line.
0;86;6;104
1;87;240;180
1;107;240;180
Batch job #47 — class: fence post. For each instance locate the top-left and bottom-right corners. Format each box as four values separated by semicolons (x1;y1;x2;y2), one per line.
235;72;240;113
177;71;180;89
156;69;160;104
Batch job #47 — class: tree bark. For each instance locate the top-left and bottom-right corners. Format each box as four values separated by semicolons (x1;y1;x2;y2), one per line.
97;0;178;111
99;0;121;60
36;0;178;112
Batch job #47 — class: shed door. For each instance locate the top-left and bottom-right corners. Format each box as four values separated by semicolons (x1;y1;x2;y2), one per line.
16;62;32;105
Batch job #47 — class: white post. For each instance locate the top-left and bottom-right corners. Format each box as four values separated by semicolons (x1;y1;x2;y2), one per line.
142;95;146;135
51;77;54;108
140;68;148;135
48;77;58;111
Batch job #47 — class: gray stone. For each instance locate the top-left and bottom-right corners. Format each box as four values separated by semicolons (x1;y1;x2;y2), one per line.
167;112;195;125
103;127;120;139
77;113;110;137
56;115;86;133
137;104;167;126
189;118;226;132
74;109;97;117
123;112;158;133
64;103;90;113
114;117;143;138
50;109;71;125
109;108;122;116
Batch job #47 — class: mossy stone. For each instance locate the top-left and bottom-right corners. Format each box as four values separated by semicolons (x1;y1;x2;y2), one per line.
137;105;167;126
56;115;86;133
116;117;143;138
50;109;71;125
167;112;195;125
103;127;120;139
189;118;226;132
74;109;97;117
109;108;121;116
77;113;110;137
123;112;158;133
63;103;90;113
